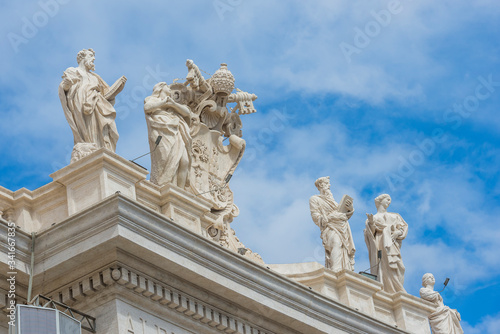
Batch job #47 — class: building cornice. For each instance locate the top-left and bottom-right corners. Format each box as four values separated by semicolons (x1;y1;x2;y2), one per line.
27;194;408;334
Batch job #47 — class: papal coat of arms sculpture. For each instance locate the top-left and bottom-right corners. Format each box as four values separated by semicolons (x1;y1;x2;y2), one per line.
143;59;260;261
59;50;262;263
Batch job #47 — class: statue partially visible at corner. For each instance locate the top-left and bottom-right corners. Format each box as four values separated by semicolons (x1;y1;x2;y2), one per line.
310;176;356;272
420;273;464;334
58;48;127;163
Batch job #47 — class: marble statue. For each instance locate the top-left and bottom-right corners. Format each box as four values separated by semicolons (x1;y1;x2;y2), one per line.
309;176;355;272
146;60;261;262
144;82;197;188
364;194;408;293
59;48;127;163
420;273;464;334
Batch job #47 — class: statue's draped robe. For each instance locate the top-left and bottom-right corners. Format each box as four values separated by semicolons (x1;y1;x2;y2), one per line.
364;212;408;293
309;195;355;272
145;100;192;186
420;288;464;334
59;67;119;152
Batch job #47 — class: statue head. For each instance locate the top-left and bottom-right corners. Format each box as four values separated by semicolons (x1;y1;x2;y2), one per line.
314;176;330;192
151;82;170;98
422;273;435;287
374;194;391;209
77;48;95;71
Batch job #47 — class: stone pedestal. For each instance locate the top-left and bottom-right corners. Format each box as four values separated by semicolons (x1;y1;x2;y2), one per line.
50;148;148;216
158;184;213;236
269;262;435;334
0;149;149;233
393;293;435;334
336;270;380;317
0;149;216;237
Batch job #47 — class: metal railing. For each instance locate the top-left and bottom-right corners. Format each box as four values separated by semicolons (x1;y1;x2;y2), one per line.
30;294;96;333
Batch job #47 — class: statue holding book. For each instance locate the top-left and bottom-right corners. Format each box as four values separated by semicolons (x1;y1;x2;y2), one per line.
59;48;127;163
310;176;356;272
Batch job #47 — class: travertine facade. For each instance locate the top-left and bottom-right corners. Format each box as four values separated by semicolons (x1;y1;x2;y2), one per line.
1;150;421;334
0;150;437;333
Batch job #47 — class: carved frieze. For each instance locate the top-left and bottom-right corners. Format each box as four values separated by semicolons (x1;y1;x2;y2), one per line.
45;266;273;334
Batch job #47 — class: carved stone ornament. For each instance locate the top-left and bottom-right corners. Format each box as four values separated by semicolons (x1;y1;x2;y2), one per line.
145;60;259;258
420;273;464;334
1;207;14;221
309;176;356;272
209;63;235;96
59;48;127;163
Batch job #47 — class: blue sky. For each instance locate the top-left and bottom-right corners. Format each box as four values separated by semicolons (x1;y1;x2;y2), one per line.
1;0;499;331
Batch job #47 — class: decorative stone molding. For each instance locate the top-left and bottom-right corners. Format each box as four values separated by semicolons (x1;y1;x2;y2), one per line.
50;148;148;216
110;267;272;334
0;208;13;222
45;268;114;306
42;265;272;334
0;289;9;313
0;188;14;220
0;287;26;315
2;191;411;333
0;149;148;232
269;262;435;334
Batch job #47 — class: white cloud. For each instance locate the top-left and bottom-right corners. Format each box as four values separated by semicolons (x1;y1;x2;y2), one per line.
462;312;500;334
230;110;500;301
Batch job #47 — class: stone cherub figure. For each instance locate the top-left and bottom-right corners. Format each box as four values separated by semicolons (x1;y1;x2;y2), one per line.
59;48;127;163
144;82;197;188
309;176;355;272
364;194;408;293
420;273;464;334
